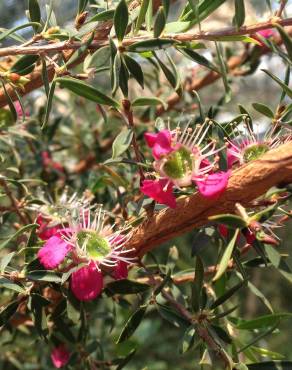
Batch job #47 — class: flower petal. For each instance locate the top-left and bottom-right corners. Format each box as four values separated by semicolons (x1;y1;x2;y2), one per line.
140;179;176;208
51;344;70;368
71;263;103;301
37;215;62;241
38;235;71;270
144;132;158;148
195;171;230;199
152;130;173;159
114;261;129;280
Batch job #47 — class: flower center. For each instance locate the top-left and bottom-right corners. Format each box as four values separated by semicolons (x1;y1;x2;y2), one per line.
243;143;269;163
163;146;193;179
77;230;110;260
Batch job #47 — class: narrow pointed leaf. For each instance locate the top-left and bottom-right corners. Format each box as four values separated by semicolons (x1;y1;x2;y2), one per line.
114;0;128;42
117;305;147;343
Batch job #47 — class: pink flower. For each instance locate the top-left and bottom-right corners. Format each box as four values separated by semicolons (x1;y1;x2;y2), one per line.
37;215;62;241
257;29;275;39
38;235;72;270
145;130;175;160
195;171;230;199
51;344;70;368
41;151;64;172
143;123;230;207
37;206;134;301
140;179;176;208
71;262;103;301
114;260;129;280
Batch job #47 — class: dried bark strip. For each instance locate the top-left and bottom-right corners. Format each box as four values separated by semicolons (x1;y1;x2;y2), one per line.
129;141;292;257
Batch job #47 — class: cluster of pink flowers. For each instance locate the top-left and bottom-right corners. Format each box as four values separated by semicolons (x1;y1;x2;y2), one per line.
37;204;134;301
141;122;231;208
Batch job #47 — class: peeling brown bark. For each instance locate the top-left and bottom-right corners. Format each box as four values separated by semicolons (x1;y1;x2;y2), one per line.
129;142;292;257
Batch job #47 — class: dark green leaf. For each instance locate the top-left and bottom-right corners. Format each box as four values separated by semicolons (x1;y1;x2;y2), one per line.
213;229;240;281
1;82;17;122
0;224;38;250
87;9;115;22
233;0;245;29
41;58;50;96
262;69;292;99
105;279;150;295
209;214;247;229
236;313;292;330
0;252;15;273
123;54;144;88
27;270;62;283
42;79;56;129
157;303;189;329
116;349;137;370
252;103;274;119
180;326;197;354
114;0;128;42
191;256;204;312
127;39;176;52
132;97;167;110
135;0;150;33
78;0;88;13
0;300;19;326
247;361;292;369
0;277;26;294
56;77;119;108
154;6;166;38
29;0;41;32
210;324;232;343
178;47;219;73
0;22;42;41
210;279;246;309
117;305;147;343
275;24;292;61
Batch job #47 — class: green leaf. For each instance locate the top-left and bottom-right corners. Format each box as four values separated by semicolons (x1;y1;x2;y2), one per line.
154;6;166;38
157;303;189;329
180;326;197;354
0;224;38;251
132;97;167;110
179;0;226;25
116;349;137;370
233;0;245;29
207;35;260;44
112;52;122;94
0;252;15;273
275;24;292;61
114;0;128;42
236;313;292;330
123;54;144;88
127;39;176;52
112;129;133;159
78;0;88;13
42;79;56;129
209;214;247;229
213;229;240;281
87;9;115;22
0;277;26;294
1;83;16;122
0;300;19;326
154;52;180;92
178;47;219;73
262;69;292;99
117;305;147;343
10;54;39;75
135;0;150;33
105;279;150;295
247;361;292;369
26;270;62;283
56;77;119;108
0;22;42;41
29;0;41;32
84;46;111;71
252;103;274;119
41;58;50;96
210;279;246;309
215;42;231;102
191;256;204;312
